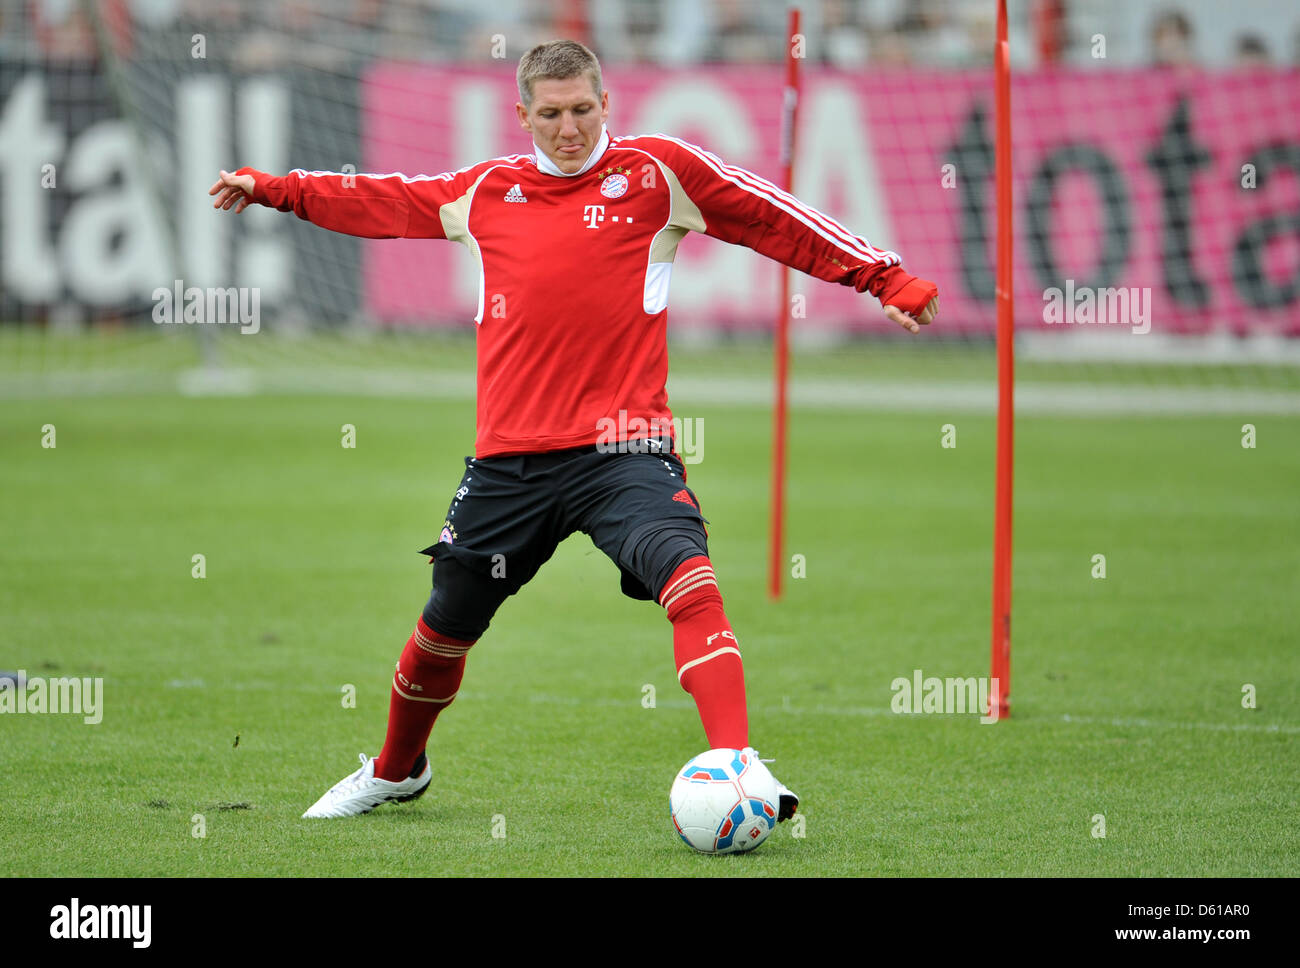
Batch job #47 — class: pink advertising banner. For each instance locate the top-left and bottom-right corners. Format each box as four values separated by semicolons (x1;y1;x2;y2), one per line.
362;65;1300;336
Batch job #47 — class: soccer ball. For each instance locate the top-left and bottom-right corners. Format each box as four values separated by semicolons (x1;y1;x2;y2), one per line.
669;748;780;854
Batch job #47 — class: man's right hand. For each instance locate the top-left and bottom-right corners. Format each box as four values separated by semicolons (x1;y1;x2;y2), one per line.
209;169;256;213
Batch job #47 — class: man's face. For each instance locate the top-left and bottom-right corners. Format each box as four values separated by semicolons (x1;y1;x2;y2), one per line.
516;76;609;174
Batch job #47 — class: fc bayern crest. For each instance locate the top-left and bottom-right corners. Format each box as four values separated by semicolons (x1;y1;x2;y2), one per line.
600;172;629;198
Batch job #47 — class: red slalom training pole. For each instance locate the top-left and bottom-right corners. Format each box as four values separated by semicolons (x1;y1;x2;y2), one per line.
990;0;1014;720
769;5;802;601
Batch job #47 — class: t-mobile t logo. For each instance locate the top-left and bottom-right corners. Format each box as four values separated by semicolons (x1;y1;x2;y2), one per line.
583;204;605;229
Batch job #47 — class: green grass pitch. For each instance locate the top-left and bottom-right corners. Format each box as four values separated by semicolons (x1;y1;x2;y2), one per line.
1;344;1297;876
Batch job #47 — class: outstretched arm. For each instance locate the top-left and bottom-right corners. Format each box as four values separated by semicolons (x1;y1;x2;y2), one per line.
208;165;479;239
636;136;939;333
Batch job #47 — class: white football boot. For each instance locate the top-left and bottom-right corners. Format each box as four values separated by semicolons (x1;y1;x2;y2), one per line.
745;747;800;822
302;752;431;818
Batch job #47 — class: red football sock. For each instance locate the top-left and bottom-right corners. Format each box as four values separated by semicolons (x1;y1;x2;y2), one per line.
660;555;749;749
373;617;474;782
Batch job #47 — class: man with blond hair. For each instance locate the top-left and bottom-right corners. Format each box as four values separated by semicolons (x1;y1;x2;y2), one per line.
211;39;938;823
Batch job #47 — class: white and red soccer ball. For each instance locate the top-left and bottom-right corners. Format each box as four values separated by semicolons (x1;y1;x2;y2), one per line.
669;748;780;854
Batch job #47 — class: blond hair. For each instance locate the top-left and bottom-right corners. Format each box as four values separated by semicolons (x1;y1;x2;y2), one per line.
516;39;603;108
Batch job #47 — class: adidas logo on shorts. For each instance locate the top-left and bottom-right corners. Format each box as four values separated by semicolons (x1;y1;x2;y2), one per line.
504;184;528;203
672;488;698;509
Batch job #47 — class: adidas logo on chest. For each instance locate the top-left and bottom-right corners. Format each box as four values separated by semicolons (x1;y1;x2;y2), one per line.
504;184;528;203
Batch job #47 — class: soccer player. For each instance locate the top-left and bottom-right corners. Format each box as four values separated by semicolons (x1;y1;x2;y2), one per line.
210;39;938;820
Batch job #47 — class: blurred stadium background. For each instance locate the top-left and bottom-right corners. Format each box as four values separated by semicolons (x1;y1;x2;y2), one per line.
2;0;1299;400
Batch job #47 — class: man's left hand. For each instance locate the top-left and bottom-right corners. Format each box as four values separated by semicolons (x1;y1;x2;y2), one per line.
884;295;938;333
880;274;939;333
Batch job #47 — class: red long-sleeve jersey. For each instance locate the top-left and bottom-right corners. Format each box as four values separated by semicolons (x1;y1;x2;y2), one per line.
241;130;915;458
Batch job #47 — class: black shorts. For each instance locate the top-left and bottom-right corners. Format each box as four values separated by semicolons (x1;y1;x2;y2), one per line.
417;438;710;640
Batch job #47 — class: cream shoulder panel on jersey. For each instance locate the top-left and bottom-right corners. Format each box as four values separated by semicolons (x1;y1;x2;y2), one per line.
438;166;522;325
612;148;706;314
